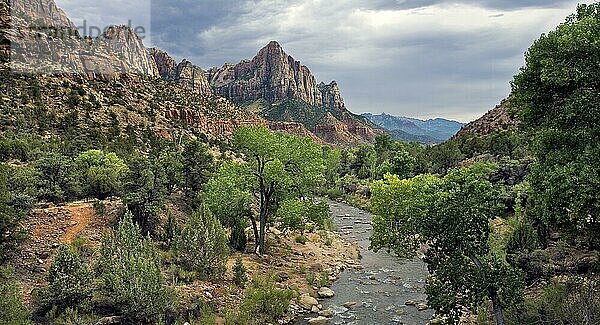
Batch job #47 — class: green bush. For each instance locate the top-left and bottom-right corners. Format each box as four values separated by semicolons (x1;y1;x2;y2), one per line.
506;220;539;255
173;205;229;280
294;234;308;245
229;222;248;252
227;275;294;325
34;245;92;316
233;256;248;288
98;210;174;322
75;150;128;199
509;276;600;324
0;268;32;325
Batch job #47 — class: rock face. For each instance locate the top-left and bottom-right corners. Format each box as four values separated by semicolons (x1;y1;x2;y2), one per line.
454;99;516;138
208;41;325;106
2;0;160;78
207;41;380;145
149;49;213;95
100;26;159;77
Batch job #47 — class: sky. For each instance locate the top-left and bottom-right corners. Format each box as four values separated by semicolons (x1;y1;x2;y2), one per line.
55;0;596;122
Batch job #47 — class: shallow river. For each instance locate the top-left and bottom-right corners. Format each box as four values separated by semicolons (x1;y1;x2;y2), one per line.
295;201;434;325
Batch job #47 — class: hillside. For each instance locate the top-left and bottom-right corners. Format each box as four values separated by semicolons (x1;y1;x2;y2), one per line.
362;113;463;144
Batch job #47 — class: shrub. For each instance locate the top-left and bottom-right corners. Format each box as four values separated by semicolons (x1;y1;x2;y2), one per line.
228;275;294;325
229;222;247;252
98;210;174;322
173;205;229;280
506;219;539;255
75;150;128;199
0;268;32;325
34;245;92;316
294;234;308;245
233;256;248;288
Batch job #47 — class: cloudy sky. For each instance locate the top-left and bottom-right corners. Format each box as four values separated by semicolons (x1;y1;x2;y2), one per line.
56;0;594;122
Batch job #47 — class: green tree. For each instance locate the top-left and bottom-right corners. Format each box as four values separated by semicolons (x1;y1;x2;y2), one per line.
33;153;81;203
370;164;523;324
0;164;27;265
75;150;128;199
510;3;600;248
34;245;92;316
204;162;254;251
182;141;214;195
0;268;32;325
233;256;248;288
123;155;168;236
172;205;229;280
98;209;174;322
232;127;324;254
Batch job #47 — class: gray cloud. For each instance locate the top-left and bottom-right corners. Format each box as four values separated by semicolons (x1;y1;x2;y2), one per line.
57;0;594;122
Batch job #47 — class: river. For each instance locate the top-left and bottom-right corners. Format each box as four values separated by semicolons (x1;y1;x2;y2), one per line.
295;201;434;325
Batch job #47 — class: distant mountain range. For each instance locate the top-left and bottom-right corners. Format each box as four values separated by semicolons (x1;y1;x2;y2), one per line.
361;113;464;144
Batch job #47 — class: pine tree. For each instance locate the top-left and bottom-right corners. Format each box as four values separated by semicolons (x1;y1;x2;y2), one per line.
98;209;174;322
233;256;248;288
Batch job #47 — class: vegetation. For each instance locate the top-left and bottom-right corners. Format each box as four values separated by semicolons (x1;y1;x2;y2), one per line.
371;164;523;324
98;210;174;323
233;256;248;288
172;205;229;280
34;245;93;317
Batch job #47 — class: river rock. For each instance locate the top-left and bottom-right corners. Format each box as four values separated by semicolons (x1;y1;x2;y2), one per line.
311;305;320;313
319;309;334;317
299;294;319;310
405;300;417;306
318;287;335;298
308;316;330;325
417;303;429;311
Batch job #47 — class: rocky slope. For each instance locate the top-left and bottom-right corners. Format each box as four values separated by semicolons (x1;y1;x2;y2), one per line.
454;100;516;138
149;48;213;95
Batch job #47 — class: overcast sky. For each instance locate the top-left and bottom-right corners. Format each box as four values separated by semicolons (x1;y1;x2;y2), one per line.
56;0;594;122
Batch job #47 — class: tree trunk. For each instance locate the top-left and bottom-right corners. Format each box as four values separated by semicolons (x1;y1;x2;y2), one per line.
468;253;506;325
258;207;267;255
489;289;506;325
249;216;259;251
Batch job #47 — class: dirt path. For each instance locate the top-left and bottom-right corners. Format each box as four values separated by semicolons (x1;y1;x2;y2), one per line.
60;203;96;244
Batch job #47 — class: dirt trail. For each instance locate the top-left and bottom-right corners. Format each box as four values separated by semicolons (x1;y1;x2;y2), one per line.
60;203;96;244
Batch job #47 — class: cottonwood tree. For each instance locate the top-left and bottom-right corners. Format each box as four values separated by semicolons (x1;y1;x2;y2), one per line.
370;163;522;325
212;126;323;255
510;3;600;248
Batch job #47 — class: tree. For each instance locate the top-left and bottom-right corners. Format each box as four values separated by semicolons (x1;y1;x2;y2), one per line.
75;150;128;199
0;164;27;265
98;209;174;322
33;153;81;203
232;126;324;254
204;162;254;251
510;3;600;248
182;140;214;195
172;205;229;280
34;245;92;316
370;163;523;324
0;268;32;325
123;155;168;236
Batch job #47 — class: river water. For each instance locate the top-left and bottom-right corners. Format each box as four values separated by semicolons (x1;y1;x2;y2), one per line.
295;201;434;325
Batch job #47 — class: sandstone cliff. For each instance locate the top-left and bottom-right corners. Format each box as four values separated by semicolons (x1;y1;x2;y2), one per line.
2;0;160;78
148;49;213;95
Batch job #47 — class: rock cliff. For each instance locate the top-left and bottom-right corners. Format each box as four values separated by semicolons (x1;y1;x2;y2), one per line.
2;0;159;78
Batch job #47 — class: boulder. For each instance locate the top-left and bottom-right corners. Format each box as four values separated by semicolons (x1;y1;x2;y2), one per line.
298;294;319;310
317;287;335;298
308;316;330;325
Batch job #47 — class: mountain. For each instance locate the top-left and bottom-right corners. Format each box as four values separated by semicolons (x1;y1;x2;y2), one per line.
362;113;463;144
453;100;516;139
2;0;378;146
206;41;380;145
